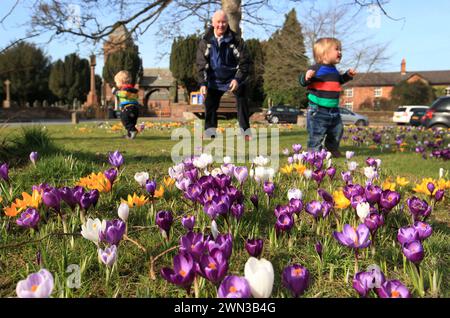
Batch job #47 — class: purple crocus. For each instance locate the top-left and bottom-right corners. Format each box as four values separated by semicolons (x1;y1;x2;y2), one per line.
207;233;233;260
181;215;195;231
292;144;302;153
315;241;323;259
312;169;326;185
104;168;117;184
185;183;202;202
161;253;196;292
379;190;401;211
250;194;258;209
333;224;371;249
427;182;435;195
108;150;124;168
305;201;322;219
0;163;9;182
245;238;263;258
318;189;334;203
352;271;374;297
180;232;205;261
341;171;353;184
289;198;303;215
233;166;248;185
156;210;173;234
98;245;118;267
402;240;424;264
79;189;99;211
263;181;275;197
397;226;420;245
217;275;251;298
42;188;61;212
365;185;382;204
16;208;40;229
364;211;384;233
413;221;432;240
282;264;310;297
16;269;54;298
275;213;294;233
376;280;411;298
59;187;78;210
326;166;336;180
197;249;229;284
99;219;126;246
230;203;244;220
29;152;39;165
407;196;432;221
435;189;445;201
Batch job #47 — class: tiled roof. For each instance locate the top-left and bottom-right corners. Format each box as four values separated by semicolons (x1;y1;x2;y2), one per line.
140;68;174;87
343;70;450;87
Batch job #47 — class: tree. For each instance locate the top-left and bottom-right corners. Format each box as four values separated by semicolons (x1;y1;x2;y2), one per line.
169;35;199;99
0;42;52;106
263;9;308;107
102;47;143;86
391;80;436;107
245;39;265;104
49;53;90;103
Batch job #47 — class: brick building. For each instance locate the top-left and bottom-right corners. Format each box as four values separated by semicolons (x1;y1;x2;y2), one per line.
341;59;450;110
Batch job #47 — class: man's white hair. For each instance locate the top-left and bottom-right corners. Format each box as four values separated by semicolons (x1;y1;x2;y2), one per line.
212;10;228;22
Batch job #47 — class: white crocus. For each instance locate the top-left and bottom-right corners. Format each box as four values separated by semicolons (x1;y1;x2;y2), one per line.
346;151;355;160
223;156;232;164
375;159;382;168
193;153;213;169
244;257;274;298
211;220;219;240
364;166;377;181
288;188;302;201
439;168;445;179
118;203;130;222
327;159;332;169
348;161;359;171
293;154;299;162
326;151;332;160
211;168;223;178
356;202;371;222
253;155;270;167
134;172;149;187
168;163;184;180
303;169;312;179
81;218;103;244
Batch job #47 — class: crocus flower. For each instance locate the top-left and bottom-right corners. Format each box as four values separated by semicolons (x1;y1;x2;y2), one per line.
156;210;173;234
244;257;274;298
245;238;263;258
365;185;382;204
99;219;126;246
0;163;9;182
379;190;401;211
413;221;432;240
289;198;303;215
98;245;118;267
275;213;294;233
435;189;445;201
59;187;78;210
402;240;424;264
117;202;129;222
16;269;54;298
364;212;384;233
263;181;275;197
353;271;376;297
181;215;195;231
305;201;322;219
292;144;302;153
341;171;353;184
218;275;251;298
347;161;359;171
315;241;323;258
288;188;302;201
198;249;228;284
318;189;334;203
42;188;61;212
79;190;98;211
397;226;420;245
134;172;149;187
250;194;258;209
427;182;435;195
312;169;326;185
108;150;123;168
29;152;39;165
104;168;117;184
326;166;336;180
233;166;248;185
161;253;195;291
346;151;355;160
282;264;310;297
333;224;371;249
376;280;411;298
407;196;432;221
16;208;40;228
207;233;233;259
356;202;371;222
230;203;244;220
193;153;213;169
81;218;103;244
180;232;205;261
211;220;219;240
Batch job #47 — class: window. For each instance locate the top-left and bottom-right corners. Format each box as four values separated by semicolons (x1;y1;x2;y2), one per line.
344;101;353;110
344;88;353;98
374;87;383;97
445;87;450;96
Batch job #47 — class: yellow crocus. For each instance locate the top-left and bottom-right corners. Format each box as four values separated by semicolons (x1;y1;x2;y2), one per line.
280;165;293;175
4;203;20;217
333;190;351;209
77;172;111;193
293;163;306;176
382;178;396;191
396;176;409;187
163;177;175;188
122;193;149;208
154;185;165;198
15;189;42;211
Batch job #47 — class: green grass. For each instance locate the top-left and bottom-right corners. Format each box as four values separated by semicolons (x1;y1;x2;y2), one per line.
0;120;449;298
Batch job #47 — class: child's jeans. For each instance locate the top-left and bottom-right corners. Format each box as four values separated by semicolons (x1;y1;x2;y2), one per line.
306;103;343;152
121;104;139;133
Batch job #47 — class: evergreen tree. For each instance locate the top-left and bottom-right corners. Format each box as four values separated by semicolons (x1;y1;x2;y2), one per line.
391;80;436;107
170;35;199;99
49;53;90;103
263;9;308;107
0;42;52;106
102;46;143;86
245;39;265;104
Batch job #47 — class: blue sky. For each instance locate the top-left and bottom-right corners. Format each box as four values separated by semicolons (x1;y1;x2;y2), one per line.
1;0;450;74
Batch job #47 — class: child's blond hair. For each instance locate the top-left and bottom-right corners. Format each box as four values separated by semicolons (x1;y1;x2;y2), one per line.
313;37;341;64
114;70;132;87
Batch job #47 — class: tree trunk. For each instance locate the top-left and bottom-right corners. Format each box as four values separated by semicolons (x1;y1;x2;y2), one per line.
222;0;242;37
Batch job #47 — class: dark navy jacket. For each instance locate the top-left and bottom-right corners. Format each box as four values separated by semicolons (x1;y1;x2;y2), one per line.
196;27;250;92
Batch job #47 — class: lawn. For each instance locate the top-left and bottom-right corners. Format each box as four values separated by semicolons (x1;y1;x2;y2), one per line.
0;120;449;298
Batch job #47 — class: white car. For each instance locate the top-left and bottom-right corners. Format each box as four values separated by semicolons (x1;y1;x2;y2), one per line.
392;105;429;124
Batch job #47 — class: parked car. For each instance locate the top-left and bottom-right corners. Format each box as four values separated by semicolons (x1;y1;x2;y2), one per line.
409;108;428;126
421;96;450;129
392;105;429;124
266;105;303;124
339;107;369;126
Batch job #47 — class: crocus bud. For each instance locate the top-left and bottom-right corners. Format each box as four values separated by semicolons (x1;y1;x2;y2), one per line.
315;241;323;258
30;152;39;165
118;202;129;222
250;194;258;209
435;189;444;202
427;182;435;195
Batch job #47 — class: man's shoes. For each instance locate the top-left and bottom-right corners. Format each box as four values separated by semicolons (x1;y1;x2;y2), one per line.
330;150;342;158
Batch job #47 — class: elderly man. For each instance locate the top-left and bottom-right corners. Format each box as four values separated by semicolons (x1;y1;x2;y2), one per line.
196;10;251;139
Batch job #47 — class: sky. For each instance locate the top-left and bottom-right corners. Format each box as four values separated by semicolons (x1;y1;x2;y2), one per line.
1;0;450;75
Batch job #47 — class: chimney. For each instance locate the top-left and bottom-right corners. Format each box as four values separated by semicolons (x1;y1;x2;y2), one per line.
401;58;406;75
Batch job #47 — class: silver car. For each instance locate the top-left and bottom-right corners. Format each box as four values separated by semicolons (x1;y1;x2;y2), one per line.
339;107;369;126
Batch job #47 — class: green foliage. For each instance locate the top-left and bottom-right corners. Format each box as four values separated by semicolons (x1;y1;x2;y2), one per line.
245;39;265;104
0;42;53;105
263;9;308;107
169;35;200;98
391;80;436;107
102;46;143;86
49;53;90;103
